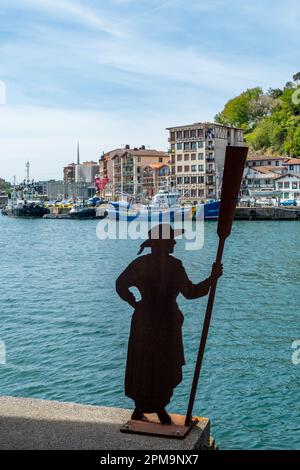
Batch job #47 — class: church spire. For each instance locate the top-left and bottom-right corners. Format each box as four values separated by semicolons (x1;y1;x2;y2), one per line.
77;141;80;165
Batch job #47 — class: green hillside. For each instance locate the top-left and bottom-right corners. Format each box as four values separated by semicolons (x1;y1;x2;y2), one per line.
215;73;300;157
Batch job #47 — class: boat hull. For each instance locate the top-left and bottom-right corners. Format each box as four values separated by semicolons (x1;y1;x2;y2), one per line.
203;200;220;220
2;206;50;217
69;208;97;219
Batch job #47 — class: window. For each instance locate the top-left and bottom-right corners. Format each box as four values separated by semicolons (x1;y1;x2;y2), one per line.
277;182;283;189
284;182;290;189
177;177;182;184
177;131;182;139
290;165;294;171
177;154;182;161
191;153;196;160
198;129;204;137
159;157;163;163
292;182;298;189
198;141;204;149
191;165;197;172
170;132;175;141
177;166;182;173
184;154;189;161
137;157;141;162
137;166;141;173
198;165;204;172
191;189;197;197
198;153;204;160
276;161;279;166
191;176;197;184
184;130;189;138
198;176;204;184
191;130;196;138
177;143;182;150
171;143;175;150
184;142;190;151
191;142;197;150
208;164;214;171
284;192;289;199
171;155;175;164
184;165;189;172
184;176;190;184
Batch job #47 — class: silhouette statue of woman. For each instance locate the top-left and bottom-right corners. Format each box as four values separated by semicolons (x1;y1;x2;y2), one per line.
116;224;222;425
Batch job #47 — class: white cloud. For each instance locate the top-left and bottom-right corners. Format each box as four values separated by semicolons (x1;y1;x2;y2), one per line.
6;0;125;38
0;106;164;181
0;101;219;182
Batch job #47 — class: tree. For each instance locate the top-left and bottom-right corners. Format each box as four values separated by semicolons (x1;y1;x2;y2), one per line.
293;72;300;86
215;75;300;156
215;87;264;130
285;81;294;90
267;88;283;99
0;178;11;194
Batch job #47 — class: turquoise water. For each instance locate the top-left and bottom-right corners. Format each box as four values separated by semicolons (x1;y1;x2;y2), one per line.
0;214;300;449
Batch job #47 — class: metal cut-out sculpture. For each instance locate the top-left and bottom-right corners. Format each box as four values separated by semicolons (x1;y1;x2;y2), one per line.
117;145;248;438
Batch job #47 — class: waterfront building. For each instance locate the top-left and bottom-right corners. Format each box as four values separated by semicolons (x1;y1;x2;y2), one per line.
246;155;286;168
274;173;300;202
112;146;169;200
75;161;99;184
63;163;76;183
242;166;282;196
0;193;8;208
37;180;96;200
98;148;125;199
167;122;245;202
282;158;300;173
98;145;169;200
141;163;170;197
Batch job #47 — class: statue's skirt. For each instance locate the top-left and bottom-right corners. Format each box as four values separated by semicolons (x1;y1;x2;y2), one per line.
125;302;185;412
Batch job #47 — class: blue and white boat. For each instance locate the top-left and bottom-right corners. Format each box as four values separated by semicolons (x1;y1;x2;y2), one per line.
106;190;220;222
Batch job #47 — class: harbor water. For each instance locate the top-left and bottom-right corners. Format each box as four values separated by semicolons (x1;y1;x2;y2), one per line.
0;214;300;449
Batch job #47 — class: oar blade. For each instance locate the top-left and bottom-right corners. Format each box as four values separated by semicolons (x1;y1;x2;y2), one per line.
217;146;248;240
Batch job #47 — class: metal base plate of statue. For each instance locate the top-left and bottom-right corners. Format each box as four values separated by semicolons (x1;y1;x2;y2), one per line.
120;414;199;439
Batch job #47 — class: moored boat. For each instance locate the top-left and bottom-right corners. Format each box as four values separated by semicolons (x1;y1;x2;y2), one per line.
106;190;220;222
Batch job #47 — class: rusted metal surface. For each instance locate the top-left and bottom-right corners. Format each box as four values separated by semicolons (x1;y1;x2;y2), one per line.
120;414;198;439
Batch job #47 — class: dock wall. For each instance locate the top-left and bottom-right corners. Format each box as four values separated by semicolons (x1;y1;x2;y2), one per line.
0;397;211;450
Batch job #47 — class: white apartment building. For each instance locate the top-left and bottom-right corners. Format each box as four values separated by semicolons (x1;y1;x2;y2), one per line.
283;158;300;173
275;173;300;202
242;166;282;196
75;161;99;183
167;122;245;201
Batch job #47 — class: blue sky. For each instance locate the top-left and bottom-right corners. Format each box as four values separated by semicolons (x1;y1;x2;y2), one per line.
0;0;299;180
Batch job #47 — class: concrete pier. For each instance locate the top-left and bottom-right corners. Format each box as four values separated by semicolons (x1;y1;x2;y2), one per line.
0;397;211;450
235;206;300;220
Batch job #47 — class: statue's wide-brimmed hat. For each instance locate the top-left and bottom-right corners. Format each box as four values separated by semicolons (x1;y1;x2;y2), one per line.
137;223;184;255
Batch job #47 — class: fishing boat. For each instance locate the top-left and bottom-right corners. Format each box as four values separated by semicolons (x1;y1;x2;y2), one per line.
69;197;107;219
203;200;220;220
106;190;220;222
2;167;50;218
